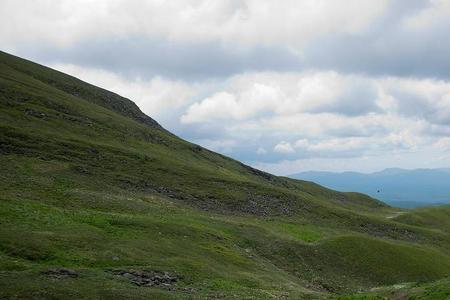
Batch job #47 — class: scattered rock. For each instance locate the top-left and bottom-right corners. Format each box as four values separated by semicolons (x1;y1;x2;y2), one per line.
24;108;47;119
71;165;90;175
109;269;182;288
192;145;203;153
42;268;78;279
182;286;197;293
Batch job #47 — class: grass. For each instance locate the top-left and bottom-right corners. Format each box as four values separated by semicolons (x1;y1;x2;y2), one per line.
1;50;450;299
393;205;450;232
333;278;450;300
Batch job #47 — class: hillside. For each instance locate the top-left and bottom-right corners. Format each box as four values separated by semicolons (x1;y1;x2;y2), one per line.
393;204;450;232
1;51;450;299
290;169;450;208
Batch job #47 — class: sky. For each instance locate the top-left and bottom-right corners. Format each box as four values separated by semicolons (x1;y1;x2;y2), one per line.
2;0;450;175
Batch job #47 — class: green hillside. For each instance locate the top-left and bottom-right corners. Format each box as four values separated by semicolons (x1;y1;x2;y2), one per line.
393;204;450;232
1;51;449;299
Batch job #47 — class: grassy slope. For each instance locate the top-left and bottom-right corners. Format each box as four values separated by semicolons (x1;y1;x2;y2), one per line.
1;51;450;299
333;278;450;300
393;205;450;232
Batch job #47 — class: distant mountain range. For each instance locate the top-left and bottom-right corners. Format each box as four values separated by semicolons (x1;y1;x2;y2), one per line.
290;168;450;208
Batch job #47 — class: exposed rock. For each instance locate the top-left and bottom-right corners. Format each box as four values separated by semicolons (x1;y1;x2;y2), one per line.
109;269;182;288
24;108;47;119
71;165;90;175
42;268;78;279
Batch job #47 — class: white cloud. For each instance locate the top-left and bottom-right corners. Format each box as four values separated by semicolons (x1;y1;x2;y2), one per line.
291;133;422;154
181;92;240;123
181;71;450;132
294;139;309;149
0;0;388;51
380;77;450;125
256;147;267;155
180;81;282;123
274;141;295;154
299;138;365;152
402;0;450;30
176;70;450;173
181;71;380;124
434;137;450;151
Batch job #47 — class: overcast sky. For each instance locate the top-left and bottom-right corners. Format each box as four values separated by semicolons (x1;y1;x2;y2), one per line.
2;0;450;175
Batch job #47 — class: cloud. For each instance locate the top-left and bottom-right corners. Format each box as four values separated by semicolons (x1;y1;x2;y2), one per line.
0;0;388;49
181;71;450;129
181;92;241;123
434;137;450;151
181;79;285;123
274;132;422;158
0;0;393;81
23;37;303;80
256;147;267;155
177;70;450;172
302;0;450;79
4;0;450;82
381;77;450;125
274;141;295;154
181;71;381;124
402;0;450;30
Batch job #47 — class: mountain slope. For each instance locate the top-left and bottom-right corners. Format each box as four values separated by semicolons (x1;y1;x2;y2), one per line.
290;169;450;208
1;51;450;299
393;204;450;232
0;51;391;218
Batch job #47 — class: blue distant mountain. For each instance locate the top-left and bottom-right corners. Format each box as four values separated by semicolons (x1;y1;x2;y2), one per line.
289;168;450;208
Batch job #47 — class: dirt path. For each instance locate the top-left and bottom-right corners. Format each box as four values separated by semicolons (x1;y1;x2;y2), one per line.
386;211;406;219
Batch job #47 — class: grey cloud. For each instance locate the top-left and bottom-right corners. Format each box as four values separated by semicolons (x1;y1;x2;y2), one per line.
302;0;450;79
309;80;380;117
15;0;450;82
324;123;388;138
8;0;449;83
389;89;431;116
303;31;450;79
421;124;450;137
387;88;450;126
18;37;303;81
